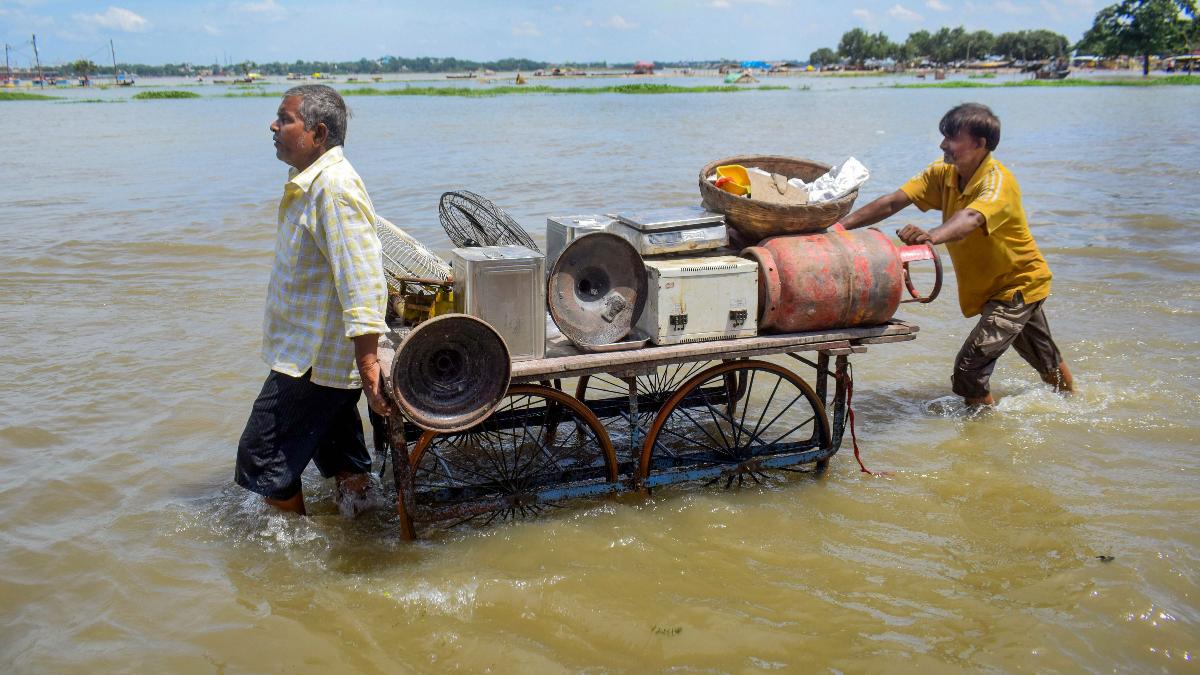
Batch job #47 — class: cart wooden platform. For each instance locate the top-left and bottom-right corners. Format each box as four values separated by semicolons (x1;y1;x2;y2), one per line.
377;319;919;539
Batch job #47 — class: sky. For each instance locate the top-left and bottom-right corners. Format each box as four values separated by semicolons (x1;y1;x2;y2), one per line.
1;0;1105;67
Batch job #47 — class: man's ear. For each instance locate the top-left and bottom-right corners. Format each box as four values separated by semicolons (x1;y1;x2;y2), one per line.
312;122;329;147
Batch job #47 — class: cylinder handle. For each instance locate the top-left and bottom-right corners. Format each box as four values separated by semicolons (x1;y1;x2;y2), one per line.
899;244;943;304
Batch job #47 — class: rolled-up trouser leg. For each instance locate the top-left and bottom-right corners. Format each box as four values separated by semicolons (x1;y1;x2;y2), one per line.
951;294;1040;399
1010;302;1065;384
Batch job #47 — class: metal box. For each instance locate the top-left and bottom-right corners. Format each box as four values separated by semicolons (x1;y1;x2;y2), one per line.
610;206;727;256
545;215;614;274
451;246;546;361
636;255;758;345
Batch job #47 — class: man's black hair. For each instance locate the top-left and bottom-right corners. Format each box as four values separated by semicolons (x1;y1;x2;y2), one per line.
939;103;1000;151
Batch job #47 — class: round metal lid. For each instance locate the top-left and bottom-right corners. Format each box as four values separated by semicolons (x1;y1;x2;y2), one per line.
548;232;648;347
389;314;512;433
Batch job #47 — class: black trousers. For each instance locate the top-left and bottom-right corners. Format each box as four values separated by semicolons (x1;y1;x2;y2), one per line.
235;370;372;500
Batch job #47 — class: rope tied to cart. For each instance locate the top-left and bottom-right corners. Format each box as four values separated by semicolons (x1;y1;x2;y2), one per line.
844;362;890;477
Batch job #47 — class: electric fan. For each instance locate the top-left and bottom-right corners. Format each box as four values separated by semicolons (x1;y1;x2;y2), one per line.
438;190;541;252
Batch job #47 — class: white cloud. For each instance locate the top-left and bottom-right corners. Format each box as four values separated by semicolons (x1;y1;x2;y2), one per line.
925;0;950;10
852;8;873;21
603;14;638;30
888;4;922;20
234;0;287;21
202;24;221;36
512;20;541;37
75;6;149;32
710;0;732;7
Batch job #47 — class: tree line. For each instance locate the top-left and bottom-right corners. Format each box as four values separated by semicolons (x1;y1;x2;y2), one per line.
809;27;1069;67
810;0;1197;75
58;56;593;79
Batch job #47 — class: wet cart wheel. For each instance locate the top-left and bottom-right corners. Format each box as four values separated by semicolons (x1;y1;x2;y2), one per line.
635;360;831;490
575;361;718;474
406;384;619;530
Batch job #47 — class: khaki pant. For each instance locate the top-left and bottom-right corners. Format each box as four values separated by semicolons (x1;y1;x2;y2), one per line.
952;292;1064;399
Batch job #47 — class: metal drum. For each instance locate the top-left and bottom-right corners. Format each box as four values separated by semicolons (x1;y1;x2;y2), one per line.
741;227;941;333
389;314;512;432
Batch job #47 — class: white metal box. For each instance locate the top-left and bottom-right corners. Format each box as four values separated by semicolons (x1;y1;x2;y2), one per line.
636;255;758;345
451;246;546;361
545;215;614;274
609;207;727;256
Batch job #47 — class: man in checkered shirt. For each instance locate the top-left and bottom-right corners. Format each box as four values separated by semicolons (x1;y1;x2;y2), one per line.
235;85;393;515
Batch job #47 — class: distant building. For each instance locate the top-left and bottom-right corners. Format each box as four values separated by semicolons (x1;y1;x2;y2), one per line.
633;61;655;74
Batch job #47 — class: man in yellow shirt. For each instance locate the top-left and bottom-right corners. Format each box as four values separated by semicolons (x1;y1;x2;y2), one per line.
840;102;1073;407
235;85;394;514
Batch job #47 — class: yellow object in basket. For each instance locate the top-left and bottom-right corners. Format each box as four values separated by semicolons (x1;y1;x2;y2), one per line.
715;164;751;196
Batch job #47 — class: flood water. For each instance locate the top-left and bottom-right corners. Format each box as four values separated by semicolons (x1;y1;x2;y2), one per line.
2;75;1198;671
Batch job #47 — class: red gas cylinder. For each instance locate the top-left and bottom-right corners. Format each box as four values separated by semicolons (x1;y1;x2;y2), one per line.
741;227;942;333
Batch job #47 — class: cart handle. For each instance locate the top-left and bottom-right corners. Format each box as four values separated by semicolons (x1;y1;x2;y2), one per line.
899;244;942;304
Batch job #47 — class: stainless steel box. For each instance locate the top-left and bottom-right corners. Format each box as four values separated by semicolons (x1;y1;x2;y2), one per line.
546;215;614;273
636;255;758;345
451;246;546;361
610;206;727;256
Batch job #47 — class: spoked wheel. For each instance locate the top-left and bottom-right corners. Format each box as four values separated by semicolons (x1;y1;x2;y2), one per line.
575;361;717;474
407;384;619;530
636;360;831;490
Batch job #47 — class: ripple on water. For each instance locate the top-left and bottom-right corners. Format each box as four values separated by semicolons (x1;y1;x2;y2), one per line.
0;425;65;449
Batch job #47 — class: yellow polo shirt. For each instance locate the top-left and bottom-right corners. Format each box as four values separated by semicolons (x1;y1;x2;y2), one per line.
900;154;1051;317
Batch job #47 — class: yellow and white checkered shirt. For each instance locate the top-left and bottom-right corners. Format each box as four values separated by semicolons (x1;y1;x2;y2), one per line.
261;146;388;389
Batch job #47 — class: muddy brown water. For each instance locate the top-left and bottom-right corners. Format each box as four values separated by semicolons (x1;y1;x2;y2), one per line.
1;77;1198;671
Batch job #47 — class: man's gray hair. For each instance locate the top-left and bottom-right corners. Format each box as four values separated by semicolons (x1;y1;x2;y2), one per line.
283;84;349;148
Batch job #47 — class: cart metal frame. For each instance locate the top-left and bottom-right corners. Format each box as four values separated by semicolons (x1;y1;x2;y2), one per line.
377;319;918;540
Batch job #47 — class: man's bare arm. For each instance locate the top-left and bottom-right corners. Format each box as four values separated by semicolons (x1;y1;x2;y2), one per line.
353;333;395;416
840;190;913;230
897;208;986;245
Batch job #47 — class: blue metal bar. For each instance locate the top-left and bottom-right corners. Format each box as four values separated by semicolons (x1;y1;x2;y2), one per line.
642;448;831;488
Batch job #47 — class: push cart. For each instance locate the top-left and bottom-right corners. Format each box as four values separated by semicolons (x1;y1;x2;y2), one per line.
376;319;919;540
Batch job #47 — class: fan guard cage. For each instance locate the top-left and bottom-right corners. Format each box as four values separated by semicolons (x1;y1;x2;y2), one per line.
376;216;451;291
438;190;540;252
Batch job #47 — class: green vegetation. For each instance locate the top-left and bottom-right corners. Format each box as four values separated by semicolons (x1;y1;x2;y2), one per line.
824;26;1071;67
809;47;839;68
894;74;1200;88
225;83;788;98
0;91;60;101
71;59;100;79
98;56;573;79
1077;0;1199;75
131;90;201;99
814;3;1195;72
57;98;124;104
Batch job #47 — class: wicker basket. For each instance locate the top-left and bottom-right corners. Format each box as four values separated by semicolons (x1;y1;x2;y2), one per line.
699;155;858;242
